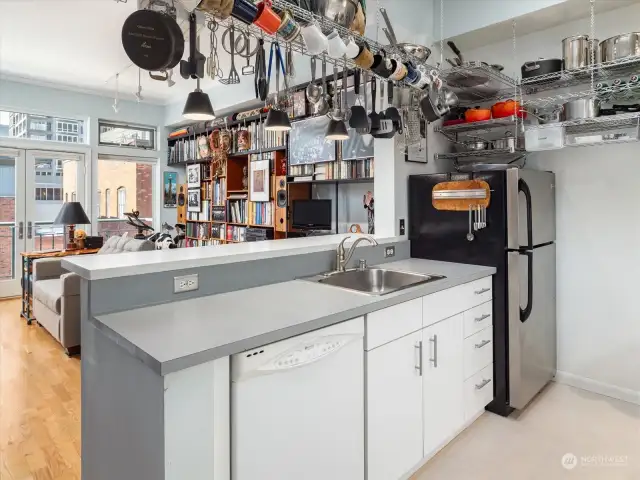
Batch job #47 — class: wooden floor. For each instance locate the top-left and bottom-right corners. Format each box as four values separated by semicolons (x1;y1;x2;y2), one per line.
0;299;81;480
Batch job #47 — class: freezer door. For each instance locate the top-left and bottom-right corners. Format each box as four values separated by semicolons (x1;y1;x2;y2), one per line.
507;244;557;410
507;169;556;249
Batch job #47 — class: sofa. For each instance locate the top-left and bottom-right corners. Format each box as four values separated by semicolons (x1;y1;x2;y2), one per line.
32;235;154;355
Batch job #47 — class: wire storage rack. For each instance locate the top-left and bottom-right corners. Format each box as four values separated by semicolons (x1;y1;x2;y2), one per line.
435;116;522;134
524;111;640;133
439;63;519;106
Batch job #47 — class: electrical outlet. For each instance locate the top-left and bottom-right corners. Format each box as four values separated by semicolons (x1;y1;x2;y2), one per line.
384;246;395;258
399;219;405;236
174;274;199;293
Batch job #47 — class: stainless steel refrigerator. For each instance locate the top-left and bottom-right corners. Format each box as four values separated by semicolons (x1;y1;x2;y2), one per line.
409;169;556;416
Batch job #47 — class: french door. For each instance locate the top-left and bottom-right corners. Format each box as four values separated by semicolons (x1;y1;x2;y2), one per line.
0;147;86;297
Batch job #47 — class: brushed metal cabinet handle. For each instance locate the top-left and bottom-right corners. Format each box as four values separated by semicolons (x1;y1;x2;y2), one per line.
18;221;24;240
475;339;491;349
475;288;490;295
475;314;491;322
415;341;423;376
429;335;438;368
475;378;492;390
27;221;33;239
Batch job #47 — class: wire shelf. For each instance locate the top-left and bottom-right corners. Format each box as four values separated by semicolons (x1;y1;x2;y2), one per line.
522;55;640;92
440;64;518;106
524;83;640;108
524;112;640;134
435;147;526;161
435;116;521;134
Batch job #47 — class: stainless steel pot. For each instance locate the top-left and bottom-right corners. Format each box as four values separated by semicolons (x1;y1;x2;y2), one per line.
562;98;601;121
600;32;640;62
493;132;519;150
562;35;599;70
312;0;358;28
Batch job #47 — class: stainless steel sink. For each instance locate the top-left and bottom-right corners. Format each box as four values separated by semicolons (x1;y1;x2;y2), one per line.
307;268;446;296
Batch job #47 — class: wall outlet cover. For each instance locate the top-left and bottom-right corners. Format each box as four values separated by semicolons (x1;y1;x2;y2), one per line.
399;219;405;236
384;246;395;258
174;274;199;293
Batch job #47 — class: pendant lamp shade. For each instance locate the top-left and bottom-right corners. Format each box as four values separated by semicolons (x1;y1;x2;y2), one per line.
325;118;349;140
183;88;216;121
264;109;291;131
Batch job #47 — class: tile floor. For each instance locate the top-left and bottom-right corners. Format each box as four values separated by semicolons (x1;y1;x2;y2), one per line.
414;382;640;480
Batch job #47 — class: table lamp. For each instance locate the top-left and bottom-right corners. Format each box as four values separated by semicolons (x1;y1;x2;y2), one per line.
54;202;91;250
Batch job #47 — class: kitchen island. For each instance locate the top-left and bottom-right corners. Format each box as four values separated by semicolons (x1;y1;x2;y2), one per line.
65;236;495;480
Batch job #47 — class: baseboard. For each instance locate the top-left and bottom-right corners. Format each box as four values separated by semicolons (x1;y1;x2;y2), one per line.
554;371;640;406
400;410;485;480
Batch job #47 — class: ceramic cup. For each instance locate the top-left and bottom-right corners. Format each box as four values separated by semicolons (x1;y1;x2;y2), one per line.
344;37;360;59
404;62;421;84
353;43;374;69
277;9;301;42
254;0;281;35
389;59;408;81
231;0;258;23
327;30;347;58
301;23;328;56
372;55;394;78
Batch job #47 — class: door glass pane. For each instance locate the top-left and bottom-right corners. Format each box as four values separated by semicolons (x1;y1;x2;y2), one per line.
97;159;154;239
33;155;82;251
0;155;16;280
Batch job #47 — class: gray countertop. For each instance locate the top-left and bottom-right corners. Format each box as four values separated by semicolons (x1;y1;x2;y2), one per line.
92;259;495;375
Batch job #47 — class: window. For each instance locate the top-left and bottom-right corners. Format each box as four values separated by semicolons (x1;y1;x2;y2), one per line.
98;121;155;150
117;187;126;218
35;187;62;201
56;134;79;143
105;189;111;217
0;110;85;142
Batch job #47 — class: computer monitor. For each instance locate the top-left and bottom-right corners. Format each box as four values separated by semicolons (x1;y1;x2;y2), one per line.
292;200;332;230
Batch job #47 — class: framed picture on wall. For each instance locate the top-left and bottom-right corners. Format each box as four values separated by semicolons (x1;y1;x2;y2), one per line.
187;188;201;212
187;164;201;188
163;171;178;208
249;160;270;202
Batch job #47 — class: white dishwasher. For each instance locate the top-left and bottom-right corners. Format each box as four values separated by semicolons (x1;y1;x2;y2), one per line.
232;317;365;480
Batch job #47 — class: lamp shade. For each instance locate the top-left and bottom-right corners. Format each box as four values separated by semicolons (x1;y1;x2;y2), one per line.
326;118;349;140
183;89;216;121
264;109;291;131
54;202;91;225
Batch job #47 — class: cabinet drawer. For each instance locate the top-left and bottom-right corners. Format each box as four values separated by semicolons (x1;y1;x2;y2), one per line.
464;363;494;421
463;327;493;380
423;276;493;328
366;298;422;351
463;301;493;338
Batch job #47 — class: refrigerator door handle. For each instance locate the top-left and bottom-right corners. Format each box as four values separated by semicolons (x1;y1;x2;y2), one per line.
518;178;533;249
520;251;533;323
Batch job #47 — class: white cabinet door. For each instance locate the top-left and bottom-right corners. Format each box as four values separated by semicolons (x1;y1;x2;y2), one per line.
367;331;423;480
422;314;464;457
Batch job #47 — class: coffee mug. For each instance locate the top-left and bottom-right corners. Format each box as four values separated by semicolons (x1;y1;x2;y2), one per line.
277;9;300;42
231;0;258;24
344;37;360;59
254;0;281;35
301;23;328;56
405;62;420;84
389;59;408;81
353;43;374;69
327;30;347;58
372;56;394;78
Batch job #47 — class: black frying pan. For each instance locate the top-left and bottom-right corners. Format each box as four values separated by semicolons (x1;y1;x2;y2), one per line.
122;9;184;72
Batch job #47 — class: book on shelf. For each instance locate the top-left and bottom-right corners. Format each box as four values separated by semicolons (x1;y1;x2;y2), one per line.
211;224;226;240
290;175;314;182
187;199;211;221
212;205;226;222
213;178;226;205
186;238;224;247
228;199;247;224
226;225;247;242
246;227;274;242
247;201;273;226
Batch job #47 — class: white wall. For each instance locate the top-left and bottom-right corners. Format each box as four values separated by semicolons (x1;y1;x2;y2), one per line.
0;79;182;229
461;4;640;399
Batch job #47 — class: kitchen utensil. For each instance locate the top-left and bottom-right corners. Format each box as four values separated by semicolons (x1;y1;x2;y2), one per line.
231;0;258;23
306;56;321;104
369;78;381;133
491;99;524;119
327;30;348;58
374;82;395;138
385;82;402;133
465;107;491;122
562;35;598;70
344;38;360;59
525;107;562;124
350;70;368;129
446;58;458;67
255;38;267;100
122;9;184;72
372;55;394;78
447;40;464;65
341;57;350;122
492;132;521;150
234;29;257;76
405;62;421;84
206;20;223;79
329;62;341;119
220;25;240;84
277;9;301;42
199;0;234;18
349;1;366;35
562;98;600;120
379;8;431;61
613;104;640;112
379;8;398;44
313;0;359;29
354;43;374;69
301;23;328;56
451;134;491;152
358;72;371;135
389;59;408;81
443;88;459;107
313;54;330;116
598;108;617;116
520;58;563;80
467;207;475;241
600;33;640;62
432;180;491;212
254;0;281;35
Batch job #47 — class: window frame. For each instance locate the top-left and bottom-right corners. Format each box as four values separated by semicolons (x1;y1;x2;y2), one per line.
98;121;156;150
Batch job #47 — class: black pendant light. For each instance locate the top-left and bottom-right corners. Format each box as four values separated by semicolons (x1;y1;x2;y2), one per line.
265;108;291;131
325;118;349;140
183;78;215;121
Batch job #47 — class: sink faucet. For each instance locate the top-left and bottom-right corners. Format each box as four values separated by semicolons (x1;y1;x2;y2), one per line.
336;235;379;272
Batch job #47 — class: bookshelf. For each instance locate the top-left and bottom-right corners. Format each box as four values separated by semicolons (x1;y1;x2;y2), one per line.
170;114;288;248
